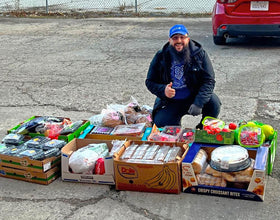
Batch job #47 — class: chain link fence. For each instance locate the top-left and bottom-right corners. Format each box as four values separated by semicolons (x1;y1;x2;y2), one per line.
0;0;215;16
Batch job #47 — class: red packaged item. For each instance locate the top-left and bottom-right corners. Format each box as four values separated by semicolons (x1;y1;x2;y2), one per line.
94;158;105;175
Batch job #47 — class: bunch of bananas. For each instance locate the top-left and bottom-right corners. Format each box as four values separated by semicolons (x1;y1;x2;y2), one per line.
145;166;176;190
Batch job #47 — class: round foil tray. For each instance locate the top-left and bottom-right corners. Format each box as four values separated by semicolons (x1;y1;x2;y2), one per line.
209;145;251;172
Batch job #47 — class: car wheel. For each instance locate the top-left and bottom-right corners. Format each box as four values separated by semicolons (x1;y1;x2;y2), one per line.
213;35;226;45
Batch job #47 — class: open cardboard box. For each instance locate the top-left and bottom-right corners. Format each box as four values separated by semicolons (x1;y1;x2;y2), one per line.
182;142;270;201
61;138;118;185
113;140;189;194
7;116;90;143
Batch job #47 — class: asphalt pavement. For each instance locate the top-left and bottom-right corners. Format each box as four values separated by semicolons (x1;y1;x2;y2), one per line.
0;16;279;220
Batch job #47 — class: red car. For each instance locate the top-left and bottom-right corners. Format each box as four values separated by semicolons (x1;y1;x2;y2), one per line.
212;0;280;45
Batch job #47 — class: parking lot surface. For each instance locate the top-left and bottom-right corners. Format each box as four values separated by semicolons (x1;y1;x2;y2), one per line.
0;17;279;219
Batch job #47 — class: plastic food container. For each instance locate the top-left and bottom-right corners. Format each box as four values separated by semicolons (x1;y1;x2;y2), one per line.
210;145;251;172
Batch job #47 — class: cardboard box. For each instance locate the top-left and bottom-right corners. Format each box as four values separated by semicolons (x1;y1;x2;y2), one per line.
0;153;60;172
114;140;189;194
182;142;269;201
8;116;90;143
194;129;235;145
61;138;117;185
0;165;60;185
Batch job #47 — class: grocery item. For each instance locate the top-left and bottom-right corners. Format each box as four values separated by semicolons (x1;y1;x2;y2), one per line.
236;124;265;147
24;136;50;149
90;126;114;135
164;146;182;162
142;144;160;160
2;133;25;145
202;116;225;134
0;143;9;153
60;120;84;135
210;145;251;172
2;144;26;156
196;173;227;187
131;144;150;159
18;148;45;160
109;140;126;156
192;149;208;174
111;123;146;136
120;144;138;160
40;139;66;151
69;143;109;174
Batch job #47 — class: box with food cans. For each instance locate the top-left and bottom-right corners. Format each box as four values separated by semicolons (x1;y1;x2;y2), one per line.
113;140;189;194
182;142;270;201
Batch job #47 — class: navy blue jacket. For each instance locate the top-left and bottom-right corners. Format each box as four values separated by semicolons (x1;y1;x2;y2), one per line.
145;40;216;117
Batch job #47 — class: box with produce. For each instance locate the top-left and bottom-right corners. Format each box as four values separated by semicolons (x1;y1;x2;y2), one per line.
7;115;90;142
114;140;189;194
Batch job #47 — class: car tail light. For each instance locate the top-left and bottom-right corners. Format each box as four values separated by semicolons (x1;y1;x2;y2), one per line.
218;0;238;3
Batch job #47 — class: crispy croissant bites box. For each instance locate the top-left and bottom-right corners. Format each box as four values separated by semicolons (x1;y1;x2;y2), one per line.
182;142;270;201
113;140;189;194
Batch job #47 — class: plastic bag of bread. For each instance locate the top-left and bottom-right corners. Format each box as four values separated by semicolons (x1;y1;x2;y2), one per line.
101;109;124;127
192;149;208;174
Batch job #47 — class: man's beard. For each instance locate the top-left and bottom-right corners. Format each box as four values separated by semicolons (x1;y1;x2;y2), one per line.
170;44;191;64
181;45;191;64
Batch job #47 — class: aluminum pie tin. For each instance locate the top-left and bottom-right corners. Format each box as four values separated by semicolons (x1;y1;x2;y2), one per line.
210;145;251;172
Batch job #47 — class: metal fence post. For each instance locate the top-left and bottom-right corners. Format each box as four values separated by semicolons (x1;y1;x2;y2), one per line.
46;0;49;13
135;0;137;13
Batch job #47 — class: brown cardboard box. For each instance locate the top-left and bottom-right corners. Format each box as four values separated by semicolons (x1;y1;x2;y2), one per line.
182;142;269;201
114;140;189;194
0;165;60;185
0;153;60;172
61;138;120;185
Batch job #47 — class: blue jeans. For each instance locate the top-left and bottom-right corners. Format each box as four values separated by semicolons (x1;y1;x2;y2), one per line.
153;93;221;128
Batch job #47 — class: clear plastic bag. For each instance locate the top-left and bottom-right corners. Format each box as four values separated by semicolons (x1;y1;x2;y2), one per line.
69;143;109;174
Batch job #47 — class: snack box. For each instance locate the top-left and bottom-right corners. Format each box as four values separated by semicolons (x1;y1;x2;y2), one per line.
84;124;144;141
194;129;235;145
0;165;60;185
182;142;269;201
114;140;189;194
61;138;118;185
7;116;90;143
0;152;61;172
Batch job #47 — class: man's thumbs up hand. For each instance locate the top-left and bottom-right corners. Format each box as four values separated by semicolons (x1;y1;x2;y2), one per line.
165;82;176;98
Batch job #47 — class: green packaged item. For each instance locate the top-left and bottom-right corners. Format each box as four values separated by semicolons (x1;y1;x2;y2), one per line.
236;124;265;148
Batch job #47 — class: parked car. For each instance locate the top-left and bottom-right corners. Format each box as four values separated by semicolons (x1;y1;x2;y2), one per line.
212;0;280;45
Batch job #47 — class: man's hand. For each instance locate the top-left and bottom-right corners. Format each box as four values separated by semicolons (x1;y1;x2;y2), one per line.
165;82;176;98
188;104;202;116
